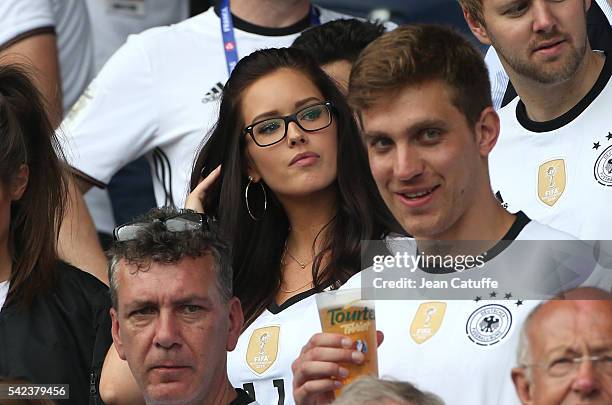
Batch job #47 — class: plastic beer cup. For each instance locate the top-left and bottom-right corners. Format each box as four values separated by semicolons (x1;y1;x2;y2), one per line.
316;288;378;396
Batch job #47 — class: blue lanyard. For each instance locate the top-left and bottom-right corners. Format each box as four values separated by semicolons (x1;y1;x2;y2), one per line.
219;0;320;75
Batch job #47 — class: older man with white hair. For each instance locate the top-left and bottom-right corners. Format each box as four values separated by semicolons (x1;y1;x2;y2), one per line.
511;287;612;405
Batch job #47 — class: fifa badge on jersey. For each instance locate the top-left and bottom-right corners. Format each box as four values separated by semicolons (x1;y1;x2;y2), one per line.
409;302;447;344
246;326;280;375
537;159;566;206
466;304;512;346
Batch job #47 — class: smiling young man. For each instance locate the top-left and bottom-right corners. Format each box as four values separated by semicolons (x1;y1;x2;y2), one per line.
108;207;251;405
460;0;611;241
290;25;612;405
349;26;513;243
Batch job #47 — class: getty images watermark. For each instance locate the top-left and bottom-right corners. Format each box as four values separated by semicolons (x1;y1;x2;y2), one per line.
371;251;496;290
373;251;487;272
360;239;612;300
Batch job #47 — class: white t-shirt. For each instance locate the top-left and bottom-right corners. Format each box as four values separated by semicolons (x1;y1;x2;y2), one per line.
490;53;612;240
0;0;93;113
485;48;510;110
485;0;611;109
85;0;190;73
340;218;610;405
59;6;349;210
0;281;9;312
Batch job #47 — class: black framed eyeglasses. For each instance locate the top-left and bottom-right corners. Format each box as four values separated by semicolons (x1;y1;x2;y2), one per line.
243;101;334;147
113;211;217;242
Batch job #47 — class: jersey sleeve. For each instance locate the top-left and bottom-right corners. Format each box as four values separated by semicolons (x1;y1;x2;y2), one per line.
484;46;510;111
58;35;160;186
0;0;55;47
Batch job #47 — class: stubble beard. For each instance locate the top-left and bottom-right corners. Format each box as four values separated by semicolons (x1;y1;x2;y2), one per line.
491;29;587;85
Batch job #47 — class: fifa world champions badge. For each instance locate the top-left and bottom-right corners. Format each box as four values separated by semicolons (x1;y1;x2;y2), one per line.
246;326;280;375
410;302;447;344
537;159;566;206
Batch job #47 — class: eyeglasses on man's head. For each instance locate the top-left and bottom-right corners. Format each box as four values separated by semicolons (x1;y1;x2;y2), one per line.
113;210;217;242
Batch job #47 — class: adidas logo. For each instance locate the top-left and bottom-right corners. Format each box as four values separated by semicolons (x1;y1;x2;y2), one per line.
202;82;225;103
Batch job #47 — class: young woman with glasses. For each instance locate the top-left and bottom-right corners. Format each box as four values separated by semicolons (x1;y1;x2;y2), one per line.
0;65;112;404
99;48;400;405
189;47;399;325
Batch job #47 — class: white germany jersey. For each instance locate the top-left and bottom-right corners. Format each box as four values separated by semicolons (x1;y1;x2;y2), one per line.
228;291;322;405
80;0;191;234
490;53;612;240
58;6;349;209
341;216;612;405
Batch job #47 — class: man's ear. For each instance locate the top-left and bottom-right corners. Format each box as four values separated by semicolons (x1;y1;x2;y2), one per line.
226;297;244;352
474;106;500;158
511;367;534;405
10;164;29;201
462;8;492;46
110;308;127;361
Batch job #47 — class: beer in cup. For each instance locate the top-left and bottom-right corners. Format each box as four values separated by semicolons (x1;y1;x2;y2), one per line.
316;288;378;395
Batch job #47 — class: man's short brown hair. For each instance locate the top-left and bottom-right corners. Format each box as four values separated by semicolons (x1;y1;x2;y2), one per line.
458;0;485;26
348;24;491;128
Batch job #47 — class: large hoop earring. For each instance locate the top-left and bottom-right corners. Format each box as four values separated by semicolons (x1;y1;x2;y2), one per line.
245;176;267;221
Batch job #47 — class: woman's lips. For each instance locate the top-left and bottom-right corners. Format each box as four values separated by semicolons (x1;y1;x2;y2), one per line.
289;152;320;166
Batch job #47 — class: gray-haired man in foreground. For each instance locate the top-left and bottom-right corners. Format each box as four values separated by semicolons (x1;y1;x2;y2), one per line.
108;207;254;405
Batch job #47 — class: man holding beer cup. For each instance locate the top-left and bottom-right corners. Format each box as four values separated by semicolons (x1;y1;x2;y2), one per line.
292;25;612;405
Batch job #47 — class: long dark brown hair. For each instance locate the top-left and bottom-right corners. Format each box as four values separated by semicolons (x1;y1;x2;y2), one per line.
0;64;68;306
191;48;401;327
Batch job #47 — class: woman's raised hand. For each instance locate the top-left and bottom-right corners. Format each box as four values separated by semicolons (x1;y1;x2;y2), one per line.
185;165;221;213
